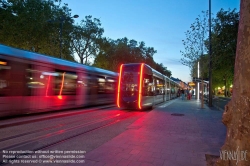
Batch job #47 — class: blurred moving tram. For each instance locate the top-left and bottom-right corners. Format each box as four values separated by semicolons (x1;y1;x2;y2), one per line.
117;63;179;110
0;44;117;118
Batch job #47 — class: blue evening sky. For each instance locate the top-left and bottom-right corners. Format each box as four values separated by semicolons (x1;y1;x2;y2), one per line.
62;0;240;83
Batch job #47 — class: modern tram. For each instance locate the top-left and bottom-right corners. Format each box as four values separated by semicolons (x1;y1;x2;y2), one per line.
0;44;118;117
117;63;180;110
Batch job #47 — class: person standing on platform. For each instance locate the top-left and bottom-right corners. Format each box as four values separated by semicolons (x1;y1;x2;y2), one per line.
186;89;190;100
181;89;185;100
177;89;180;97
188;89;191;100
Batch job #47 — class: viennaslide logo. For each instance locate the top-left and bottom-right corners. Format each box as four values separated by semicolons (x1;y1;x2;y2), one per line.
220;146;248;165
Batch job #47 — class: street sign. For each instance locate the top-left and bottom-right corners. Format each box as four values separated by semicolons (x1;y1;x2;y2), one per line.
192;77;202;82
188;82;195;86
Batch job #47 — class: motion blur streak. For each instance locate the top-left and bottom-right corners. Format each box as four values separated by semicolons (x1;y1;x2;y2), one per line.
58;72;66;99
46;76;51;97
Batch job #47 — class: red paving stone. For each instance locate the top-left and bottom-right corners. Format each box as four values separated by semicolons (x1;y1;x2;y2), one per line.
84;99;226;166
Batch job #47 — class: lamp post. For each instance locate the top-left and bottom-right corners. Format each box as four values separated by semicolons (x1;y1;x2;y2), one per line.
59;14;79;59
198;61;200;100
208;0;213;107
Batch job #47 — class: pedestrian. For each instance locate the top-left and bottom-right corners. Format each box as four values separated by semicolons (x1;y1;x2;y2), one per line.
186;89;189;100
181;89;185;100
177;88;181;97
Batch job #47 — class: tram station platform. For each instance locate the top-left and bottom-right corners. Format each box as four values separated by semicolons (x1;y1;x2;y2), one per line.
83;98;226;166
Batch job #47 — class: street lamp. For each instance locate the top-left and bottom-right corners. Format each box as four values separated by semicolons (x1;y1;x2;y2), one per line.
208;0;213;107
59;14;79;59
198;61;200;100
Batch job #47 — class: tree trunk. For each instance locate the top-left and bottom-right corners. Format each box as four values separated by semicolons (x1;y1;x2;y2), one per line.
224;76;227;97
85;56;88;65
216;0;250;165
80;57;83;64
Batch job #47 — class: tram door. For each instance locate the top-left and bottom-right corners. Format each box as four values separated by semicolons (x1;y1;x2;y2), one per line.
76;72;86;106
153;76;164;104
142;72;154;107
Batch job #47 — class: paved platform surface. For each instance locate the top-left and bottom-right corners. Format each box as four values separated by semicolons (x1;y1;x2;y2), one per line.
83;98;226;166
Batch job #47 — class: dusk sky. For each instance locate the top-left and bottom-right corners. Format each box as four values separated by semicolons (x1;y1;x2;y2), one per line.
62;0;240;83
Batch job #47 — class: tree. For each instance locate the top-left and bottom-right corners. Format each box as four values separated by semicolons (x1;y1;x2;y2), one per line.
144;46;157;68
93;37;164;73
209;9;239;96
155;63;172;77
0;0;55;51
92;37;115;69
184;9;239;95
190;54;209;79
180;10;209;79
216;0;250;165
71;15;104;64
0;0;76;61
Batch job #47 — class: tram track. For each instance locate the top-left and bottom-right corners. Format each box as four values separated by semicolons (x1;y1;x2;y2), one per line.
0;111;136;165
0;105;116;129
0;108;117;142
1;112;129;150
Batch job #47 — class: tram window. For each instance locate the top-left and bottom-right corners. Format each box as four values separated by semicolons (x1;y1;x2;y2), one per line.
154;77;164;95
123;65;140;72
121;71;139;92
171;83;174;94
97;76;105;93
25;65;49;96
77;75;88;88
142;74;154;96
0;59;11;96
159;79;164;94
54;70;77;95
106;77;115;94
0;59;30;96
96;76;116;94
26;65;66;96
85;75;97;95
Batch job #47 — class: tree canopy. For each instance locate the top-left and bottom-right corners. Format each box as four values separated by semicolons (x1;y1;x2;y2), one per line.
180;11;209;72
209;9;239;89
93;37;172;77
181;9;239;91
0;0;172;76
71;15;104;64
0;0;77;61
